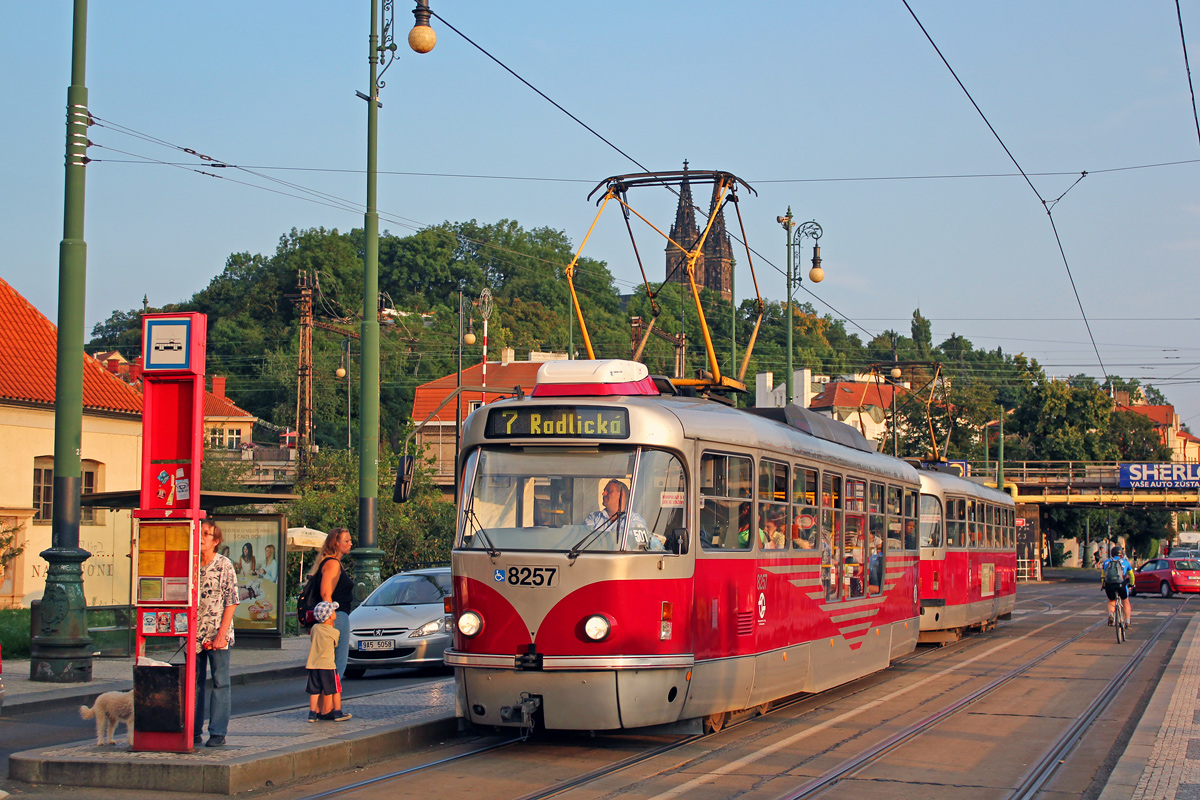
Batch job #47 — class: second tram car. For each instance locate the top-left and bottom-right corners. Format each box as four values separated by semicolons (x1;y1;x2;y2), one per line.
443;360;928;732
915;466;1017;644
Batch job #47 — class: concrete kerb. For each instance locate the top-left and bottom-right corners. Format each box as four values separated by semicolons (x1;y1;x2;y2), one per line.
8;715;461;795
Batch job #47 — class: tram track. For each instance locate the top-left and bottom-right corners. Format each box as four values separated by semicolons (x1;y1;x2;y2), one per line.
288;591;1103;800
774;599;1190;800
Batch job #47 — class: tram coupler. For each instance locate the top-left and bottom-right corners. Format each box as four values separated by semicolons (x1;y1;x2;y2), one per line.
500;693;542;727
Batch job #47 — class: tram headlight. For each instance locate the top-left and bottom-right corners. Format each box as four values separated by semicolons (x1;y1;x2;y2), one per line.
583;614;611;642
457;610;483;637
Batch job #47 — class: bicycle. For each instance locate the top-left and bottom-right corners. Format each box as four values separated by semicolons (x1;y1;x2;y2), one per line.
1113;593;1127;643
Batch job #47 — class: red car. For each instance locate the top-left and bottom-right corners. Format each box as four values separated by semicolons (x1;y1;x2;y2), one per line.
1131;557;1200;598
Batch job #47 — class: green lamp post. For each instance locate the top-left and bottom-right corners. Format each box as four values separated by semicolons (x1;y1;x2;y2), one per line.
352;0;436;605
31;0;94;682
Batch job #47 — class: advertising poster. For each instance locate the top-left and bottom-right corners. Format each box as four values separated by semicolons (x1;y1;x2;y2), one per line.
213;515;285;637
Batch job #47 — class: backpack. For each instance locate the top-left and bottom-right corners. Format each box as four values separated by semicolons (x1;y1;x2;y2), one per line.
1103;558;1126;584
295;567;323;628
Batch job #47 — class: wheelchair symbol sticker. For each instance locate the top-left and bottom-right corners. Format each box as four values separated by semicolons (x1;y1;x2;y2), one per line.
494;569;505;582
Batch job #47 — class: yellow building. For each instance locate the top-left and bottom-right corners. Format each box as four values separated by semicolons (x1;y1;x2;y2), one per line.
0;278;143;608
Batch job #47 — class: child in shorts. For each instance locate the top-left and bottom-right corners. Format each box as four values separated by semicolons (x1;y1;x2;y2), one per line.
307;601;352;722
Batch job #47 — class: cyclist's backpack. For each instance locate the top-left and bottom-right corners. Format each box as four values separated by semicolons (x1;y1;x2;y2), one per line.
1103;558;1125;584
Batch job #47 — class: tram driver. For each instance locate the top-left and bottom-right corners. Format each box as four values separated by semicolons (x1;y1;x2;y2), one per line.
584;479;660;551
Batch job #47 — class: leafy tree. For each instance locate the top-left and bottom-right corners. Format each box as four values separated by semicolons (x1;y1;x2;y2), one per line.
1;520;25;582
285;447;454;578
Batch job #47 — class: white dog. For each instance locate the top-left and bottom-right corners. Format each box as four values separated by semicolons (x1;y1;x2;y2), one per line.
79;690;134;745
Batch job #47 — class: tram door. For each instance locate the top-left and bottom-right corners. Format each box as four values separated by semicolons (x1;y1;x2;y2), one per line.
693;451;758;662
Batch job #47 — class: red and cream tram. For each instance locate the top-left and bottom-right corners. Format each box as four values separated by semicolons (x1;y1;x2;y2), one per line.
915;466;1017;644
443;359;927;732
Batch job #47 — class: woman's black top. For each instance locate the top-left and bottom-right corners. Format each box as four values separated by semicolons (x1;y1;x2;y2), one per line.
318;556;353;610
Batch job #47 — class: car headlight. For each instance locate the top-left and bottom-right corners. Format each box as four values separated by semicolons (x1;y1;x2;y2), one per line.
409;618;448;638
583;614;611;642
457;610;483;637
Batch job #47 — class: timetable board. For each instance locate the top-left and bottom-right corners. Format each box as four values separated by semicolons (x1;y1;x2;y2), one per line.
136;522;194;605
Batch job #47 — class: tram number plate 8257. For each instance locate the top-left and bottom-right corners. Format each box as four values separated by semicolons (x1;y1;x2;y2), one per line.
497;566;559;587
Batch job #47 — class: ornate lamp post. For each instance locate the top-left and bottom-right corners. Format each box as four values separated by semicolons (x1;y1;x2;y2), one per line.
33;0;94;682
776;209;824;405
353;0;435;605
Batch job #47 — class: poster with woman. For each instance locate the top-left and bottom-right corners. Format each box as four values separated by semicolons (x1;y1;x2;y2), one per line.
212;514;285;639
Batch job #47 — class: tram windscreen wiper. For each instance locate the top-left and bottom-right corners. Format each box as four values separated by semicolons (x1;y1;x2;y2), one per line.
461;499;500;557
567;512;624;564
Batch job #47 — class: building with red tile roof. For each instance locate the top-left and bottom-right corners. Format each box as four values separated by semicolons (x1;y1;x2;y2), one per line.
1117;403;1194;462
411;351;561;491
0;277;142;608
808;380;902;446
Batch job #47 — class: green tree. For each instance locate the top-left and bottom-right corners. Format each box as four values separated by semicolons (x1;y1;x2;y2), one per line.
286;447;454;578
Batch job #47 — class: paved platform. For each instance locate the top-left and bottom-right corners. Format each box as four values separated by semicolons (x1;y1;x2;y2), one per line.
8;679;459;795
1101;613;1200;800
3;635;459;794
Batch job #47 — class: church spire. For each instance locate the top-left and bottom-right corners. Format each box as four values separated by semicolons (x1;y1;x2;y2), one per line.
702;179;733;302
666;160;702;288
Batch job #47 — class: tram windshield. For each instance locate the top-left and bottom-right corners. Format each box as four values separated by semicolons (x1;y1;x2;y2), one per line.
458;446;686;553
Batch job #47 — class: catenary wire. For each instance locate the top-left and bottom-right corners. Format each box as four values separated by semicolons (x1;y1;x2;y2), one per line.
901;0;1110;389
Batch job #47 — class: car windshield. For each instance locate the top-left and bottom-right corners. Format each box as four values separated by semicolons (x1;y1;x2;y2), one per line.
458;445;686;553
362;573;450;606
1173;560;1200;571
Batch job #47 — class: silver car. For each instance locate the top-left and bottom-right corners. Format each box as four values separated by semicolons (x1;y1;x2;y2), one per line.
344;567;452;678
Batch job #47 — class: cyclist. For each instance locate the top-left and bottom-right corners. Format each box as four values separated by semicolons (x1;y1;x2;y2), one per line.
1101;545;1134;627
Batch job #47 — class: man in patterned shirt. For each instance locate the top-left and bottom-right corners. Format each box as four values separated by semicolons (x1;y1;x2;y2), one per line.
194;520;239;747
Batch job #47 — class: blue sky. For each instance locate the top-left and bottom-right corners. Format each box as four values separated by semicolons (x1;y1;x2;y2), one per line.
5;2;1199;428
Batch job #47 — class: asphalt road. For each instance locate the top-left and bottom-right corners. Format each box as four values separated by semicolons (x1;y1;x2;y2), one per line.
0;666;449;780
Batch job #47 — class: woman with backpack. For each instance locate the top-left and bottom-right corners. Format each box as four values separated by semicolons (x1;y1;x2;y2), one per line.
1101;545;1134;628
307;527;354;720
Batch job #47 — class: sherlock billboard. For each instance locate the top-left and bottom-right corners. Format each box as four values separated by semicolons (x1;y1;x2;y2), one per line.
1120;463;1200;489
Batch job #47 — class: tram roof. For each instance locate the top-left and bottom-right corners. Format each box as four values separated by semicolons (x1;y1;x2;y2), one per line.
916;467;1015;505
464;392;920;485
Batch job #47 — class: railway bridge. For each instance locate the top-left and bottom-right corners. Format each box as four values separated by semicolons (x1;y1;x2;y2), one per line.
959;461;1198;581
966;460;1200;508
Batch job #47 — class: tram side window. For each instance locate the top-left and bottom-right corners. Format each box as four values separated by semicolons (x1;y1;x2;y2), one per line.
700;453;753;551
966;499;978;548
946;498;964;548
919;494;943;548
904;488;919;550
887;485;904;554
758;459;789;552
1008;508;1016;547
868;483;885;595
791;467;819;550
822;473;843;600
843;478;867;598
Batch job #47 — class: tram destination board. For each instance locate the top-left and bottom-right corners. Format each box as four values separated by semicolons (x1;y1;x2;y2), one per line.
485;405;629;439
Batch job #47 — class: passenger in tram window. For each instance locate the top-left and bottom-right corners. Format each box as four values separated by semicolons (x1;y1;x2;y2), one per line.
583;479;656;550
868;538;884;593
792;511;816;549
763;510;787;550
903;520;917;550
845;555;864;598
